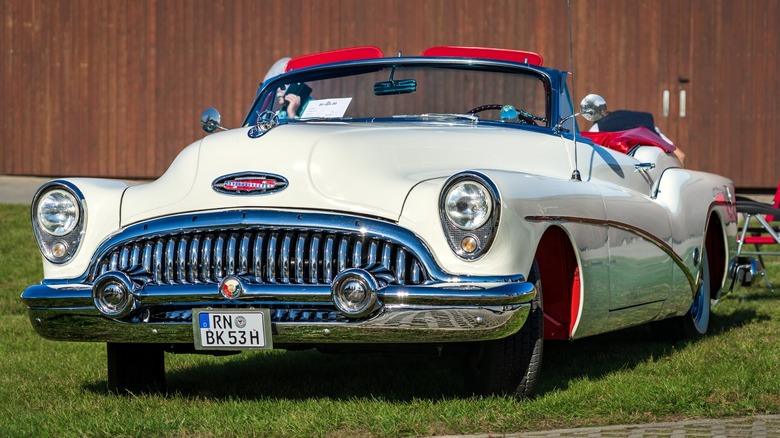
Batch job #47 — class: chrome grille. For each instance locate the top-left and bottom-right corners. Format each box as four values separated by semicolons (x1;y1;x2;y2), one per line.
93;228;427;286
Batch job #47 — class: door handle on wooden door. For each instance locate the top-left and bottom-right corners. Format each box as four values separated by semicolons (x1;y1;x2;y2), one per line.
663;90;670;117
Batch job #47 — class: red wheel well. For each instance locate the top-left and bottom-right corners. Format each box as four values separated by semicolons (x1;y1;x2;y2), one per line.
535;227;580;340
705;213;727;297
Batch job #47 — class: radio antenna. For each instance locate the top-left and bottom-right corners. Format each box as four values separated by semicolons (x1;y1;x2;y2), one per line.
567;0;581;181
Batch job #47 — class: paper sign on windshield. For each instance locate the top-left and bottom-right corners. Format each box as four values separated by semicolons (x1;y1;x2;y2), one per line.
301;98;352;118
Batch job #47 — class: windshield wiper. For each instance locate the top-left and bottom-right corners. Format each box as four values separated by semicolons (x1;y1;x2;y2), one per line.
392;113;480;124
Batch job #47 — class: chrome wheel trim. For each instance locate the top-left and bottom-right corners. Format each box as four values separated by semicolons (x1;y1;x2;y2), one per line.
690;251;711;334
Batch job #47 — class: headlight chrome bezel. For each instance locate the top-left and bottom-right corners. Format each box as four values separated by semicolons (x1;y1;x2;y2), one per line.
31;181;86;264
439;172;500;260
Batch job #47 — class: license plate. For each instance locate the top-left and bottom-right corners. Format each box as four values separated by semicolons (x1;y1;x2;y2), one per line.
193;308;272;350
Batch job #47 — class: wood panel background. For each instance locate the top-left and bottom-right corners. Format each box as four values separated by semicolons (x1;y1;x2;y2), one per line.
2;0;778;188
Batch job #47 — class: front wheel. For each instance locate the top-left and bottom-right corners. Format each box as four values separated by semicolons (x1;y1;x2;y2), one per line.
466;266;543;398
106;343;167;394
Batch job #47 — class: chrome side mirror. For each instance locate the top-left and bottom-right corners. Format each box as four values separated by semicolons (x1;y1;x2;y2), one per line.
201;107;226;133
580;94;607;122
554;94;608;133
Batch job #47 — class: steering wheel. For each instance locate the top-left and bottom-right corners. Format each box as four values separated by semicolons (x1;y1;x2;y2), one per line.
466;104;537;125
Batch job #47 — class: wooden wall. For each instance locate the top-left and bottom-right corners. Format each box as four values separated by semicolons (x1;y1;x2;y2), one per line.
2;0;778;188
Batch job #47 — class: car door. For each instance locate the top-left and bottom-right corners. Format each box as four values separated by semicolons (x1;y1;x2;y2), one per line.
586;144;675;315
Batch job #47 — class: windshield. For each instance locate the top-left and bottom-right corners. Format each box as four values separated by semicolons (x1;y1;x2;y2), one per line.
249;64;550;126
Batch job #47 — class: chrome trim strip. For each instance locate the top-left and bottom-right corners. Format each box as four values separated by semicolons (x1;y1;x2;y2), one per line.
352;239;362;268
267;233;277;283
24;280;534;309
226;233;238;276
525;214;696;292
214;234;225;280
189;236;200;283
323;235;334;282
143;241;153;275
337;237;348;272
411;262;421;284
309;234;320;283
381;242;391;270
253;233;264;283
153;240;164;283
130;243;141;269
295;234;305;284
202;235;212;281
177;237;188;284
239;232;251;275
165;238;176;283
119;247;129;270
367;241;377;266
280;233;291;284
396;249;406;285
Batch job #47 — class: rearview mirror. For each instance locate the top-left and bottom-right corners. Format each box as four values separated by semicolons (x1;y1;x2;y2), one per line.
374;79;417;96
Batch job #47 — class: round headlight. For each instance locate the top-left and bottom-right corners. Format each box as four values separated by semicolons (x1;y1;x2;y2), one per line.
36;189;80;236
444;180;493;230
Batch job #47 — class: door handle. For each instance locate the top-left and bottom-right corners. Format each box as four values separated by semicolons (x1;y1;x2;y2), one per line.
634;162;656;172
679;90;686;117
663;90;670;117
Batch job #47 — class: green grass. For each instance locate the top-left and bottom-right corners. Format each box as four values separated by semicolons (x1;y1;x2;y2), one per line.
1;203;779;437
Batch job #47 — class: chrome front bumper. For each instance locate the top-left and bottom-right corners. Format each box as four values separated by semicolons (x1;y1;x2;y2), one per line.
22;280;535;345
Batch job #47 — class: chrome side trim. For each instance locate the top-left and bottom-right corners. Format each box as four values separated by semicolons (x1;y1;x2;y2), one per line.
525;214;696;292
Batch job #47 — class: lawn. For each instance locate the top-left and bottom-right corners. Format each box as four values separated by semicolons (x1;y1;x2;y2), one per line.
1;203;779;437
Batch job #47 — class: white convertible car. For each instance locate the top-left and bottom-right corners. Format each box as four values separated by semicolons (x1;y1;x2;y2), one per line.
23;46;756;397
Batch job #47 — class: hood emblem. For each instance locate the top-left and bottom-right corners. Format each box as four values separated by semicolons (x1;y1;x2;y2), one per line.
212;172;288;195
248;110;279;138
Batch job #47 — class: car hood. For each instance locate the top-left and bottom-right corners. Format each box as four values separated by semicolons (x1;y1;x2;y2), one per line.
121;122;562;226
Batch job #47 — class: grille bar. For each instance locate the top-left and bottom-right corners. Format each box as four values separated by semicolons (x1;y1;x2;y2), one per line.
95;228;427;286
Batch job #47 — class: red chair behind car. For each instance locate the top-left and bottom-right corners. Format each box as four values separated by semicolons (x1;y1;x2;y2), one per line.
735;182;780;290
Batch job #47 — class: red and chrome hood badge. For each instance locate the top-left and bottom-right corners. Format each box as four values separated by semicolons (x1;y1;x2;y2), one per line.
220;276;243;299
212;172;288;195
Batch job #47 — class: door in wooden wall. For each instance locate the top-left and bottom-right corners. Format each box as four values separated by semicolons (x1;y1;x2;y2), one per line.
656;0;692;160
682;0;779;188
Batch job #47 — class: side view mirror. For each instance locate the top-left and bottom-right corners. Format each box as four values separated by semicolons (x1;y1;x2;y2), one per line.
580;94;607;122
201;107;227;133
554;94;608;133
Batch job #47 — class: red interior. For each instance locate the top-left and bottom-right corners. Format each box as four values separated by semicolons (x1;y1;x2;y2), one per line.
581;126;676;154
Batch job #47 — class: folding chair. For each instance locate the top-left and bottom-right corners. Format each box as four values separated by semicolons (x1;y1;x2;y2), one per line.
735;183;780;290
